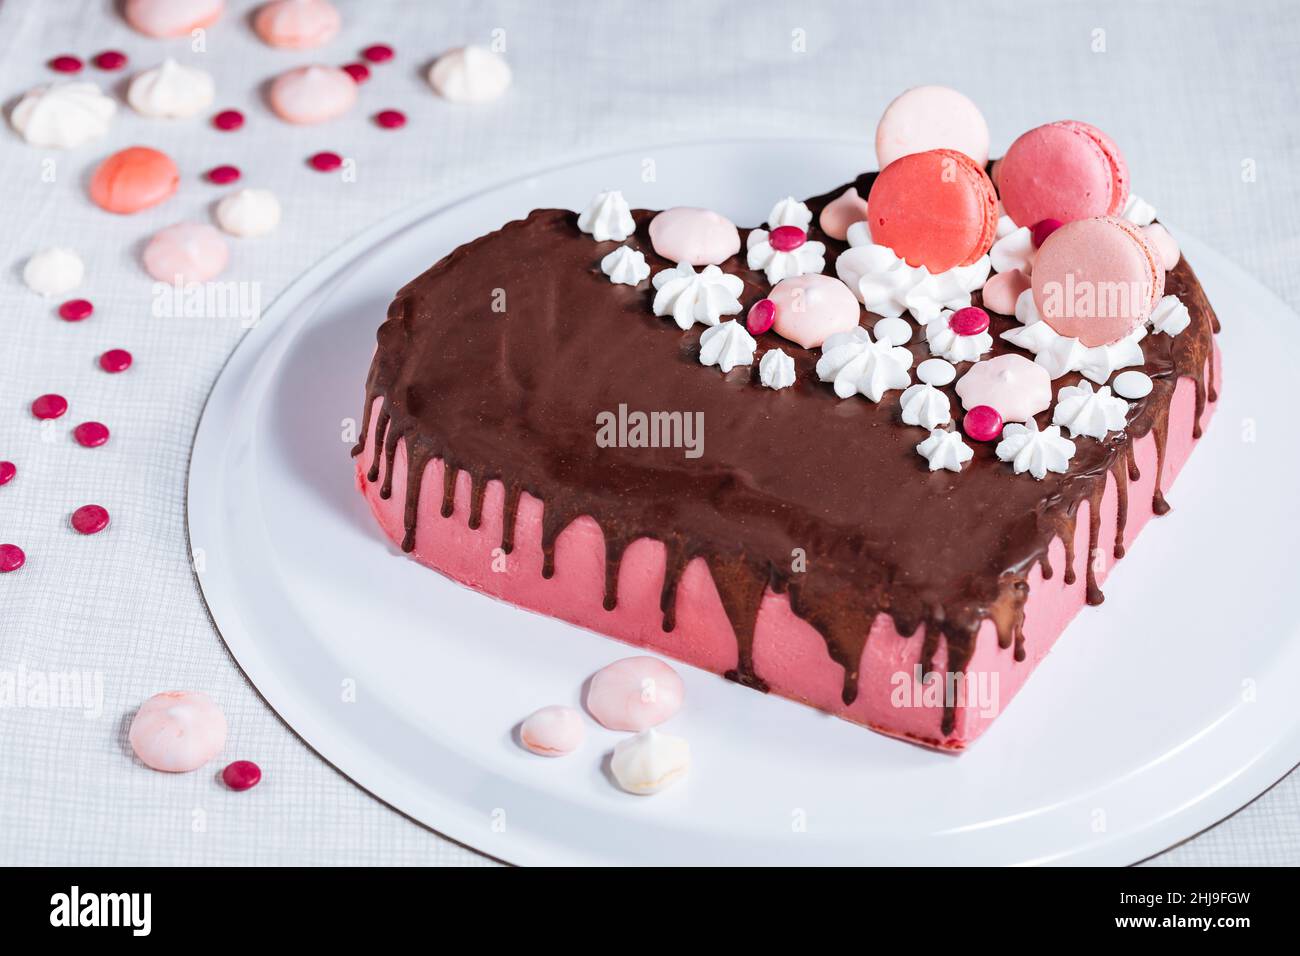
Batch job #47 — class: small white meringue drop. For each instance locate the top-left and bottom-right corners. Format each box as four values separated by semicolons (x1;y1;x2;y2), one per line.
428;45;512;104
610;728;690;795
519;705;585;757
127;58;215;118
23;247;84;296
215;188;282;238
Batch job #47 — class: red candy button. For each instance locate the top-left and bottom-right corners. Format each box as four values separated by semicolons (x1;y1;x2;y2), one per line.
949;306;990;336
222;760;262;791
1031;218;1064;248
73;422;110;447
49;55;82;73
374;109;406;129
309;151;343;172
361;44;394;63
0;544;25;573
342;62;370;83
32;394;68;420
746;298;776;335
71;504;110;535
213;109;244;131
99;349;132;373
93;50;128;71
206;164;241;184
963;405;1004;442
0;461;15;486
768;225;807;252
58;299;93;322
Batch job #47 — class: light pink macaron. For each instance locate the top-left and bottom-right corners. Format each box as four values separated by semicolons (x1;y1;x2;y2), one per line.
254;0;341;49
143;222;230;283
1031;216;1164;346
129;690;227;772
586;656;685;732
268;65;357;124
875;85;990;171
648;207;741;266
769;274;861;348
998;120;1130;227
124;0;225;38
519;705;585;756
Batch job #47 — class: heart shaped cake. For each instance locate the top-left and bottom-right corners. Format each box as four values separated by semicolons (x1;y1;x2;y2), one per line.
353;90;1220;751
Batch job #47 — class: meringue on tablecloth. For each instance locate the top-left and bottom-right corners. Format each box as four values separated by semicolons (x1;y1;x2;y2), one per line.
428;45;512;103
10;81;115;149
127;58;215;118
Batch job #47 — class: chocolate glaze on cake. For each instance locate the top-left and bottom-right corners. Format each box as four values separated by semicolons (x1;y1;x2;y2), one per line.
354;170;1219;735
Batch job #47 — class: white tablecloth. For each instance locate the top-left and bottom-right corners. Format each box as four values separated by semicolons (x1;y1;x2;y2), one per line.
1;0;1296;866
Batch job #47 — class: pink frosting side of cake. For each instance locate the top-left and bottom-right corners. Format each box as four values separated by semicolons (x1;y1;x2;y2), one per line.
356;348;1218;751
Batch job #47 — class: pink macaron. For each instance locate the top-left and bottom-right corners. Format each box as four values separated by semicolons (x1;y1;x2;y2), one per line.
254;0;341;49
875;85;990;170
1031;216;1164;346
124;0;224;38
268;65;357;124
998;120;1130;227
867;148;998;273
143;222;230;283
89;146;179;214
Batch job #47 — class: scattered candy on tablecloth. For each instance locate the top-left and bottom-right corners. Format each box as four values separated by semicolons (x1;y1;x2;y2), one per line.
49;55;83;74
93;50;128;71
212;108;244;131
207;164;241;184
124;0;225;38
73;422;110;448
0;461;15;486
342;62;370;83
361;43;394;63
374;109;406;129
31;394;68;420
0;544;25;573
269;65;357;124
71;504;110;534
58;299;93;322
100;349;133;373
23;247;84;296
309;150;343;172
428;45;512;103
222;760;263;791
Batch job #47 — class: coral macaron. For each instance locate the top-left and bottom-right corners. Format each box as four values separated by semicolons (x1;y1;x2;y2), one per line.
1030;216;1164;347
997;120;1130;227
867;148;998;273
89;146;179;214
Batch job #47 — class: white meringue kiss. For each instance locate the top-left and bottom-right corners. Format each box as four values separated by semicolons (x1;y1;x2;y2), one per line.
610;728;690;795
10;81;115;149
127;58;215;118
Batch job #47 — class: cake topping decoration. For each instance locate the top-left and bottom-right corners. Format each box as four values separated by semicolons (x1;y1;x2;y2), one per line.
900;382;952;429
1031;218;1063;248
1112;370;1154;400
767;274;859;348
962;405;1003;442
926;309;993;363
698;320;757;373
1002;288;1146;383
23;247;84;297
916;428;973;472
127;58;215;118
600;245;650;285
587;657;685;732
996;419;1077;479
873;316;912;346
1051;381;1129;440
998;121;1129;226
129;690;227;773
746;225;825;283
759;347;796;390
578;189;636;242
948;306;990;336
765;196;813;230
816;326;913;402
989;226;1035;274
10;81;115;149
428;45;512;103
651;262;744;329
746;298;776;335
818;186;869;241
916;357;956;387
1142;223;1181;271
954;353;1052;422
519;705;585;756
648;207;741;265
875;85;991;169
1122;193;1157;227
980;268;1031;316
611;728;690;795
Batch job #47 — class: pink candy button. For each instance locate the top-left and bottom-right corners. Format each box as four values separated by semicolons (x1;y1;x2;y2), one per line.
0;544;25;573
142;222;229;283
222;760;262;790
100;349;133;373
768;225;807;252
49;55;83;73
309;151;343;172
948;306;989;336
71;504;110;535
963;405;1003;442
268;65;357;125
212;109;245;131
93;50;128;71
342;62;370;83
73;421;110;447
586;657;685;732
0;461;15;486
58;299;93;322
1031;218;1063;248
32;394;68;420
206;164;241;184
374;109;406;129
361;43;394;63
747;298;776;335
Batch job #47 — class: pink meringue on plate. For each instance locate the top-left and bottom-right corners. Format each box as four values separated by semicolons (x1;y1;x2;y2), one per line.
143;222;229;283
124;0;225;38
268;65;357;124
586;656;685;732
519;705;585;756
254;0;341;49
129;690;227;772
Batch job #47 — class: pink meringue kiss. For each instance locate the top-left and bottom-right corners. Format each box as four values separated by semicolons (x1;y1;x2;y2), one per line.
124;0;225;38
89;146;180;215
981;269;1031;316
268;65;357;125
768;274;861;349
254;0;341;49
586;656;685;732
818;186;869;241
648;207;741;266
129;690;227;772
954;353;1052;423
1142;223;1181;271
519;705;585;757
143;222;229;283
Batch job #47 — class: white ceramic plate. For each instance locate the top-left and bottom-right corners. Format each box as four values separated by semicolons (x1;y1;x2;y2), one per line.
189;140;1300;866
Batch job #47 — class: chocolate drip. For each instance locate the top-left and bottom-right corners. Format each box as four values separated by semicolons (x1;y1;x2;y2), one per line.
1084;486;1105;606
1112;454;1129;560
353;168;1219;741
